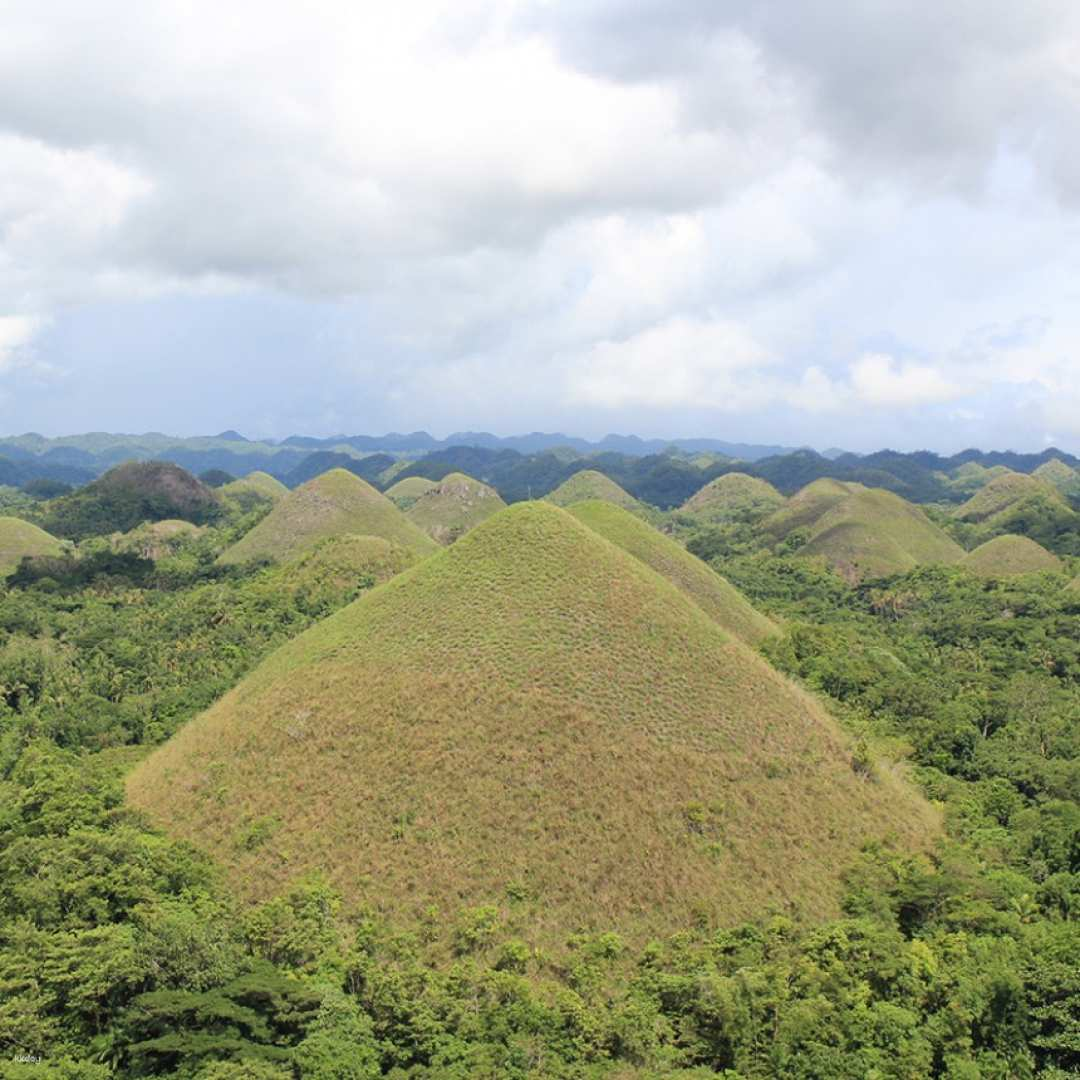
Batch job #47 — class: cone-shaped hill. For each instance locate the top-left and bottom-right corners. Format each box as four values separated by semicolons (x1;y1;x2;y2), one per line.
37;461;222;540
760;478;857;539
1032;459;1080;497
681;473;785;524
961;535;1064;578
955;473;1067;524
384;476;438;510
405;472;506;544
217;469;437;566
545;469;643;512
130;502;935;945
796;487;964;582
220;471;288;509
568;500;776;645
0;518;64;575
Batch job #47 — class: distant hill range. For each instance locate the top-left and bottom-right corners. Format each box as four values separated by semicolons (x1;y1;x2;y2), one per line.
1;431;1078;511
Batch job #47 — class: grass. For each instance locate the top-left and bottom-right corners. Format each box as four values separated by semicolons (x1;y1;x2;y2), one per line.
0;517;64;575
568;499;777;645
961;534;1064;578
680;473;785;524
384;476;438;510
1032;458;1080;496
955;472;1067;523
113;519;203;560
217;469;438;566
270;534;417;594
130;502;937;950
796;488;964;582
544;469;643;513
220;471;288;503
761;478;856;538
404;472;506;544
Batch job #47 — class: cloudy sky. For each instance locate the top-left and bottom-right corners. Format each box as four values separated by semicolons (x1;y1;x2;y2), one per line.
2;0;1079;451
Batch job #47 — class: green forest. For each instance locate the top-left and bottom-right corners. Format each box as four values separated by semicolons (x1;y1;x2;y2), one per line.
1;454;1079;1079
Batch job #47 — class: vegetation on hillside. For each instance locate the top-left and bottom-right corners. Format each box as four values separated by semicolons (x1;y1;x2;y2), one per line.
404;473;506;544
218;469;437;566
0;517;66;575
544;470;644;513
1;456;1080;1076
28;462;224;541
130;503;933;943
679;473;785;525
961;534;1064;578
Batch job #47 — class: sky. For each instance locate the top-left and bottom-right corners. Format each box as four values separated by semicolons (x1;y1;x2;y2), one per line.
2;1;1080;452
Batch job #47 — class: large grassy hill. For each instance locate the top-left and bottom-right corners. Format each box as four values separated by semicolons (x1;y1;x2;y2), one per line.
217;469;437;566
130;502;935;946
680;472;785;524
961;535;1064;578
1032;458;1080;498
404;472;506;544
0;517;64;575
568;499;777;645
955;473;1067;523
760;478;856;538
544;469;643;512
796;487;964;582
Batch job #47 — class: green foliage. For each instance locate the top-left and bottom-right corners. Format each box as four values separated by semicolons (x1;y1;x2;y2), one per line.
2;477;1080;1078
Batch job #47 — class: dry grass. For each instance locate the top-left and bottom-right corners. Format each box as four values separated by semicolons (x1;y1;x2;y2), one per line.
761;478;856;538
545;470;644;513
217;468;437;565
0;517;64;575
384;476;439;510
220;471;288;503
961;534;1064;578
568;499;777;645
1032;458;1079;494
404;472;506;544
955;472;1068;523
131;502;937;949
270;534;418;593
681;473;785;524
797;488;964;582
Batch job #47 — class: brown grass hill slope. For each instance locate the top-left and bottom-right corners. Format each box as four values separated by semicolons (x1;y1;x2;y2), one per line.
568;500;777;646
384;476;438;510
217;469;437;566
220;471;289;511
129;502;936;947
36;461;222;540
796;488;964;583
760;478;858;540
0;518;64;575
405;473;507;544
681;473;786;525
545;469;644;513
955;473;1068;524
961;535;1064;578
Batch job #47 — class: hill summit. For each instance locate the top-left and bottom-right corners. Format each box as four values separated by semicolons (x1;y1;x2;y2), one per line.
961;535;1064;578
405;472;506;544
545;469;643;512
218;468;437;565
680;473;785;524
130;502;935;944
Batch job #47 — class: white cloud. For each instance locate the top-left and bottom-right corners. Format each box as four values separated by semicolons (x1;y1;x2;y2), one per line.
562;316;774;409
848;353;964;407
